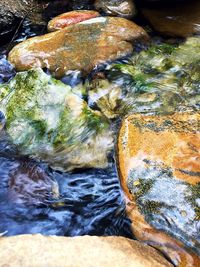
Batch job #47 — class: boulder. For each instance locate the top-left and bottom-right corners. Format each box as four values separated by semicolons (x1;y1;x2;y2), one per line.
0;235;172;267
48;10;100;32
141;0;200;37
118;112;200;266
94;0;136;18
0;68;113;171
8;17;148;78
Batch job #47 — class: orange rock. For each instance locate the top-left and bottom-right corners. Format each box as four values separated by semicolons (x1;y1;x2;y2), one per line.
118;112;200;266
8;17;148;78
48;10;100;32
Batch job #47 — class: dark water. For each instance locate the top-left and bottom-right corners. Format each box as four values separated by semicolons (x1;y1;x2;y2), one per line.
0;135;132;237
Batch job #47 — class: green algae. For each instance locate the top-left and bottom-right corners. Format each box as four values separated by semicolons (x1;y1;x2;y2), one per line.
0;68;113;171
88;37;200;118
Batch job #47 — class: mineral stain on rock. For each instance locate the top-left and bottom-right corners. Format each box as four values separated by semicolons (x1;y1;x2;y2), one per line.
118;112;200;266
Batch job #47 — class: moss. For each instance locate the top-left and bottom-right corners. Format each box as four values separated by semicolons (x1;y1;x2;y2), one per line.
0;68;112;170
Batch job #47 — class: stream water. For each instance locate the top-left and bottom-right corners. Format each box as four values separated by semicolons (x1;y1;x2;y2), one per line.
0;3;199;264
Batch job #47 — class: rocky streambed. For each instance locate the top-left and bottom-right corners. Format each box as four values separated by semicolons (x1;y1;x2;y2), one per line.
0;0;199;266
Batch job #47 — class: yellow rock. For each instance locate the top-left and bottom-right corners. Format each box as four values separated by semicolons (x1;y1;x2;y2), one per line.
118;112;200;266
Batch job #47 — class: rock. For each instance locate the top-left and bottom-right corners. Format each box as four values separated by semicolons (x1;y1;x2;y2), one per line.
8;17;148;78
0;68;113;171
48;10;100;32
0;0;47;36
87;37;200;119
0;235;172;267
8;160;59;205
94;0;136;18
141;0;200;37
118;112;200;266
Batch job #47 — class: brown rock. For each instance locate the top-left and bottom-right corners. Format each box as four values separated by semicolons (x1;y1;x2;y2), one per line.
141;0;200;37
95;0;136;18
118;112;200;266
8;17;148;78
0;235;172;267
48;10;100;32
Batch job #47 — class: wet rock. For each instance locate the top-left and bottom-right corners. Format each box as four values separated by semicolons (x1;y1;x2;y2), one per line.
0;68;113;171
48;10;100;32
90;37;200;118
0;0;47;36
141;0;200;37
118;112;200;266
8;17;148;78
8;161;59;205
0;235;172;267
94;0;136;18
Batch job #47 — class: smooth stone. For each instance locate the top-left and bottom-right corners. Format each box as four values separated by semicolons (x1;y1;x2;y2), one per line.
94;0;136;18
141;0;200;37
118;112;200;266
8;160;59;205
48;10;100;32
8;17;148;78
0;235;172;267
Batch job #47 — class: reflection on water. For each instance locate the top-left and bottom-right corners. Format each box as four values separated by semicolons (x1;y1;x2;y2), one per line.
0;138;132;237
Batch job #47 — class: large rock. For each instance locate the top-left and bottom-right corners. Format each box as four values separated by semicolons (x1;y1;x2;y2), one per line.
0;68;113;171
87;37;200;118
0;235;172;267
141;0;200;37
94;0;136;18
118;112;200;266
8;17;148;78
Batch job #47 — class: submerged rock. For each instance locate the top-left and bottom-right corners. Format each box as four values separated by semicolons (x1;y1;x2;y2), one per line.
94;0;136;18
0;68;113;171
89;37;200;118
141;0;200;37
8;17;148;78
48;10;100;32
0;235;172;267
8;161;59;205
118;112;200;266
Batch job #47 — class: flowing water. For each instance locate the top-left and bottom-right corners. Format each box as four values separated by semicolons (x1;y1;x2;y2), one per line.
0;2;199;262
